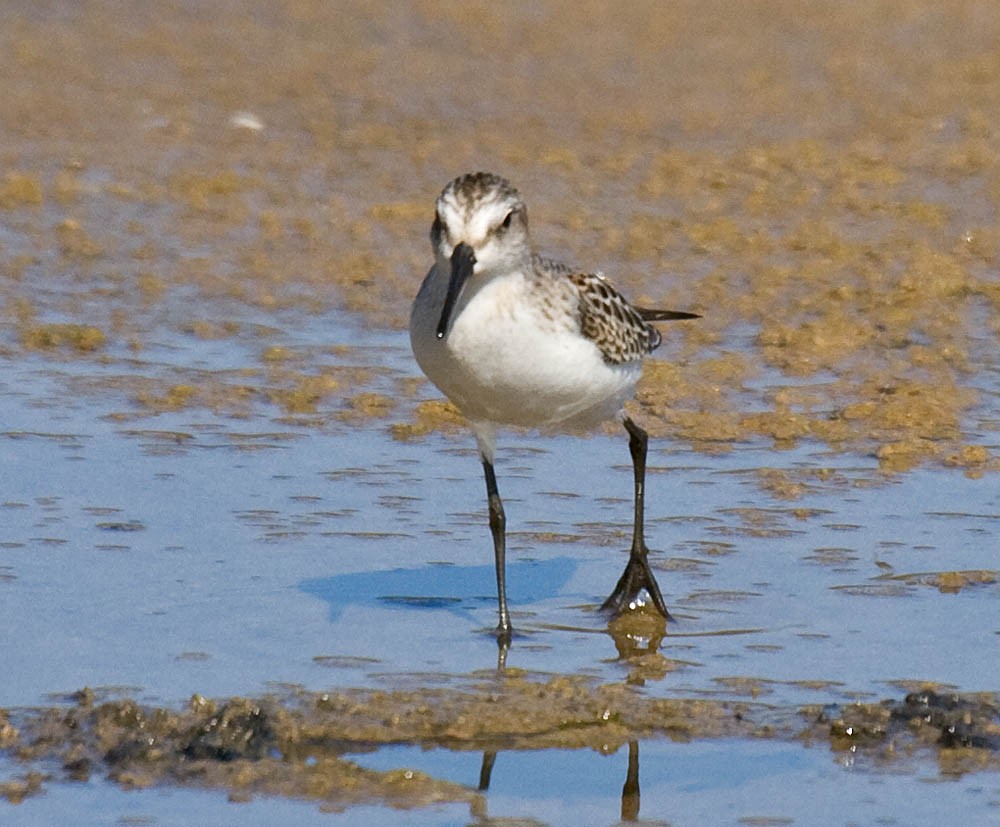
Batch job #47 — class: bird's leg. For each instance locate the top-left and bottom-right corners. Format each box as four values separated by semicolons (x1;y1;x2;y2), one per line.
482;457;513;647
601;417;672;619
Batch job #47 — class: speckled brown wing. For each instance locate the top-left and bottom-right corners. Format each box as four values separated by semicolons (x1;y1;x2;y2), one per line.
566;271;662;365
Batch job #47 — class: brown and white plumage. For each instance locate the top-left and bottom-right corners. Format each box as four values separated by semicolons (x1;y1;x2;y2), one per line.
409;172;698;646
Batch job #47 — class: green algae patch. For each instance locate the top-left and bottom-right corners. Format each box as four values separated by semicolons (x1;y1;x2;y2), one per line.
877;569;998;594
0;172;43;208
55;219;103;259
20;323;106;352
391;399;467;441
134;384;198;412
266;374;339;415
0;772;44;805
339;391;397;423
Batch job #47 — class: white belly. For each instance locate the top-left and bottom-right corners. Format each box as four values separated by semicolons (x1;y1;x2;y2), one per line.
410;270;641;429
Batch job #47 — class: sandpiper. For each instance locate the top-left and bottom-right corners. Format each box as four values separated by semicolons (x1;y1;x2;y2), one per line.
410;172;698;644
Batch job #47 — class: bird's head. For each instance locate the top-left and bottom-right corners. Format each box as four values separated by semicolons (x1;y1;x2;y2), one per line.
430;172;530;339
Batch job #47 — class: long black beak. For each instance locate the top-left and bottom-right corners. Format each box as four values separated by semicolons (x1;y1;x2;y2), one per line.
436;242;476;339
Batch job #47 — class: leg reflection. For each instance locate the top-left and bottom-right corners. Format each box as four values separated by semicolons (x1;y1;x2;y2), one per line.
621;739;640;821
474;666;643;822
479;640;505;793
478;739;643;822
478;750;497;791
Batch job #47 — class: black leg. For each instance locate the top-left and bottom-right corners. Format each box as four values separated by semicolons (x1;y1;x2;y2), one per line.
482;458;513;645
626;416;649;554
601;417;671;619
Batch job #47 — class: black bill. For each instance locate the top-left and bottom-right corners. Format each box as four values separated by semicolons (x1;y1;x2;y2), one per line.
436;242;476;339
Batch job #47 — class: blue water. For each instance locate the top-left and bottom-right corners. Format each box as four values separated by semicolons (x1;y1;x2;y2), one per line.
5;738;1000;826
2;311;999;824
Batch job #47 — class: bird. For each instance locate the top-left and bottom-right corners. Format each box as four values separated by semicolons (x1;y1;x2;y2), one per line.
409;172;698;645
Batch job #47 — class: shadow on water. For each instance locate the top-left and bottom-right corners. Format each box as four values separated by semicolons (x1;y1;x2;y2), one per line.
300;558;579;624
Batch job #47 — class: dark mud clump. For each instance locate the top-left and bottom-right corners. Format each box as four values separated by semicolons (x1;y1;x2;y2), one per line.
4;694;475;809
182;698;277;762
890;690;1000;750
814;688;1000;773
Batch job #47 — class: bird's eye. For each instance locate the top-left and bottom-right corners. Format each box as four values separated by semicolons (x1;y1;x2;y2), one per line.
500;211;513;230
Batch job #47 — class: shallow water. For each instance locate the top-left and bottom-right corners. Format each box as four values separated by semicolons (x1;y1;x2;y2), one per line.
354;740;1000;826
5;737;1000;826
3;318;997;710
3;309;1000;823
3;0;1000;823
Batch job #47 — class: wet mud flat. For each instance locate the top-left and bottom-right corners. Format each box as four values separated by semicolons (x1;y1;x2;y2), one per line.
2;681;999;813
1;1;999;473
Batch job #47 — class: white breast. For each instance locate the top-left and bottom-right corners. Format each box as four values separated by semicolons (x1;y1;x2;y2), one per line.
410;267;641;430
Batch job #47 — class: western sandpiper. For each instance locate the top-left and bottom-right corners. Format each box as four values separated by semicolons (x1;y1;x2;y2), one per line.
410;172;698;644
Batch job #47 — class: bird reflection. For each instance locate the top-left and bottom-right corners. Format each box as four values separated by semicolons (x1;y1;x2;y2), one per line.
475;740;643;822
496;635;509;671
473;606;664;820
621;739;641;821
609;607;667;660
478;749;497;792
